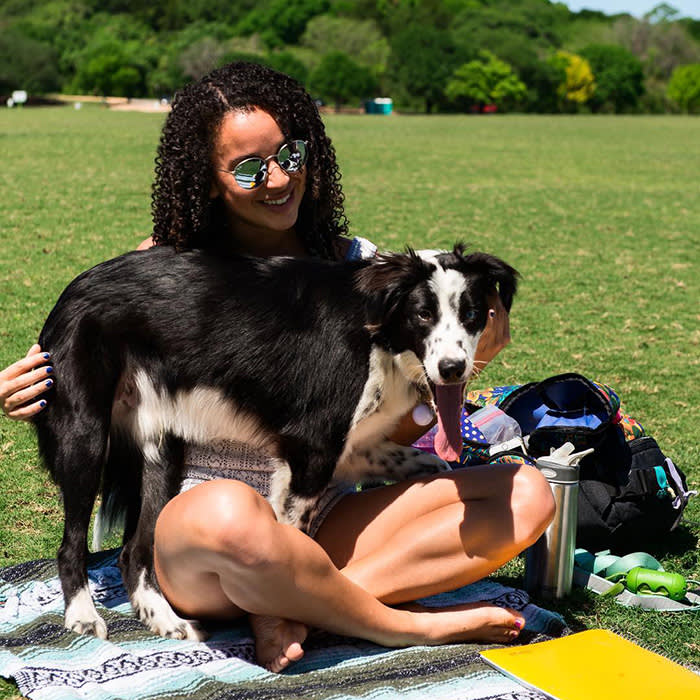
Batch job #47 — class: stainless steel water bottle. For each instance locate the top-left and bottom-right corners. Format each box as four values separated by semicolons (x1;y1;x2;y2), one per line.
525;443;593;599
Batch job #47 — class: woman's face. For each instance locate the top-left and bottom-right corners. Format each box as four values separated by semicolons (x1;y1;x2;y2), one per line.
209;108;307;254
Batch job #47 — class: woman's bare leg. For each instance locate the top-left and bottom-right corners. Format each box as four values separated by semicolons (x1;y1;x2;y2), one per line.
316;462;555;603
247;462;552;669
153;478;529;671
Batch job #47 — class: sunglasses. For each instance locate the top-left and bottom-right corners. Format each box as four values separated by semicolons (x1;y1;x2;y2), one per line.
219;140;309;190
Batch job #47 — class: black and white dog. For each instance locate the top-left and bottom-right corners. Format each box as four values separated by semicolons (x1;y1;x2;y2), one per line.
33;244;517;642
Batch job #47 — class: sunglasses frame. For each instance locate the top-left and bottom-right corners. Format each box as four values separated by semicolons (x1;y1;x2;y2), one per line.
218;139;309;190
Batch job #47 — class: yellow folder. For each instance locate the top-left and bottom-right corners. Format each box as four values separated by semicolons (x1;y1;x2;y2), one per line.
480;629;700;700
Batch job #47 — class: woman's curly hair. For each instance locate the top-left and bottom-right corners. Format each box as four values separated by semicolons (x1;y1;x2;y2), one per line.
151;61;348;260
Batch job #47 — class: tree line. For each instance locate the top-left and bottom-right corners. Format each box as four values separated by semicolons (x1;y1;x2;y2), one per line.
2;0;700;113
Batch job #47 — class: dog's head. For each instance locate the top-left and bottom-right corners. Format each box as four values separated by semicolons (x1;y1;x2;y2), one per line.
355;243;519;460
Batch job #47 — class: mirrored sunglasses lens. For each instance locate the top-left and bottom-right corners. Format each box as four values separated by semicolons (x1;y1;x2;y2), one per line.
278;141;307;173
234;159;266;189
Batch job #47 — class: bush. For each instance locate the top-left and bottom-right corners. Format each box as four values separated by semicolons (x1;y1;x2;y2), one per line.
667;63;700;113
445;51;527;112
551;51;596;108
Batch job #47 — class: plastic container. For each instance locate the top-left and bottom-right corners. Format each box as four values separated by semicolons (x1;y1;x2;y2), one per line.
469;404;521;443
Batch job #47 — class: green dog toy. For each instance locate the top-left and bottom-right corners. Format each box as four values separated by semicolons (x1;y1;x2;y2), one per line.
625;567;687;601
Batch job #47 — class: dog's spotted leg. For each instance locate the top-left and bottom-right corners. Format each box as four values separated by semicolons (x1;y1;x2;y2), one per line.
355;441;452;483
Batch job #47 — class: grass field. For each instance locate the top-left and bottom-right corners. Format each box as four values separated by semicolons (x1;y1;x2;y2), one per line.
0;106;698;695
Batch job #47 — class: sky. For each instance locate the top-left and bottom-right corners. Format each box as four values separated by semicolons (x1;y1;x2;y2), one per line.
561;1;700;20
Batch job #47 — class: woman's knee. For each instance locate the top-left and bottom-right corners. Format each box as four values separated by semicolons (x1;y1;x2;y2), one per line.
511;464;556;546
164;480;281;570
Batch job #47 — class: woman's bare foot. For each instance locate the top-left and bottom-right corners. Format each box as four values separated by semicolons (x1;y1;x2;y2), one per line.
249;614;308;672
250;602;522;670
403;601;525;645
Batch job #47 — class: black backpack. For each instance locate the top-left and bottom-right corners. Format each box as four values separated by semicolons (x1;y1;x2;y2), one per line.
494;373;694;551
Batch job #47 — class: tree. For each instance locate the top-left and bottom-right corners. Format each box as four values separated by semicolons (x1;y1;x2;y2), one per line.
179;37;225;81
0;29;61;94
73;43;149;96
450;0;570;55
63;12;158;96
613;15;700;81
667;63;700;112
388;24;457;113
579;44;645;112
551;50;596;107
301;14;390;86
445;50;527;112
236;0;329;47
644;2;680;24
308;51;375;111
147;21;240;95
519;56;566;113
265;51;309;84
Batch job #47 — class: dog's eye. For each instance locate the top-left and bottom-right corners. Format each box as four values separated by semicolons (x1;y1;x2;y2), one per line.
462;309;477;322
417;308;433;322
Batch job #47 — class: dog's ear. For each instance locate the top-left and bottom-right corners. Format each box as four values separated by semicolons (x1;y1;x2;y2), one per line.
354;248;434;333
462;251;519;312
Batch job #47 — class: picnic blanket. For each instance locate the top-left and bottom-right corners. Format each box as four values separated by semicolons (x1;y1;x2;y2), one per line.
0;550;567;700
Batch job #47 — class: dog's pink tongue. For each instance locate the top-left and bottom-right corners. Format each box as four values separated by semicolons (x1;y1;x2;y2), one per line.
434;383;465;462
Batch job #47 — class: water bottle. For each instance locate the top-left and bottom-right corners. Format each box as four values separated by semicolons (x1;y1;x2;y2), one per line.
525;443;593;599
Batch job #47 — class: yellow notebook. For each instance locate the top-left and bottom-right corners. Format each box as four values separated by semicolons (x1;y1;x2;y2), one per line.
480;629;700;700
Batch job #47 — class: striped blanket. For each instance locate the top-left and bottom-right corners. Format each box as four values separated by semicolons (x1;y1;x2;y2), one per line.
0;550;567;700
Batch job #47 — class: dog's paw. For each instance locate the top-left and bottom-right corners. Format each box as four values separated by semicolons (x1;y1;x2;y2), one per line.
141;606;208;641
65;587;109;639
66;616;109;639
132;581;209;642
409;449;452;473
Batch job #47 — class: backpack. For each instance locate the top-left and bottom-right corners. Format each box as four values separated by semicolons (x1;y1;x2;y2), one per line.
461;373;694;552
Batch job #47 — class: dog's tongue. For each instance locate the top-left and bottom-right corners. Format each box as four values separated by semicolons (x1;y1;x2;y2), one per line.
434;383;465;462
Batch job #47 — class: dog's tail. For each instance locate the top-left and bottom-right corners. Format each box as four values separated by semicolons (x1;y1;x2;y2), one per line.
92;431;143;551
92;500;125;551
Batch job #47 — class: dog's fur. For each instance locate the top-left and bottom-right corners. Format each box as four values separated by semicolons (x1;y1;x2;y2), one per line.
33;244;517;641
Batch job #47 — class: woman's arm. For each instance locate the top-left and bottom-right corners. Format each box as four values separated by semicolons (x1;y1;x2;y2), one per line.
472;290;511;377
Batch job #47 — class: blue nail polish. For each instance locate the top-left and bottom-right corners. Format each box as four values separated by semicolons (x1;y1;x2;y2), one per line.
46;379;53;388
39;400;47;408
43;353;51;360
46;367;53;374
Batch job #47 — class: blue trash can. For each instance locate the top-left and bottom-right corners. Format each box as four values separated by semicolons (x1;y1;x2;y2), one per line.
365;98;393;115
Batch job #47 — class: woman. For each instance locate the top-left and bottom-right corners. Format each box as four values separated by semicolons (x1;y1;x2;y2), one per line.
0;62;554;672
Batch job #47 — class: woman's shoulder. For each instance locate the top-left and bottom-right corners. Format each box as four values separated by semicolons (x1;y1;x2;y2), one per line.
137;236;155;251
333;236;378;261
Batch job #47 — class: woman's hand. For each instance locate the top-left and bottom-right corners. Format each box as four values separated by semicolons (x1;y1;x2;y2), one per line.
472;291;511;377
0;344;53;420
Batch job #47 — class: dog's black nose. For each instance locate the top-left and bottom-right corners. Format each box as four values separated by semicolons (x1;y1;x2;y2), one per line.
438;358;466;382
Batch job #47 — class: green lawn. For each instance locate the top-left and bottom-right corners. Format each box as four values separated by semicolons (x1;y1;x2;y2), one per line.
0;107;698;696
